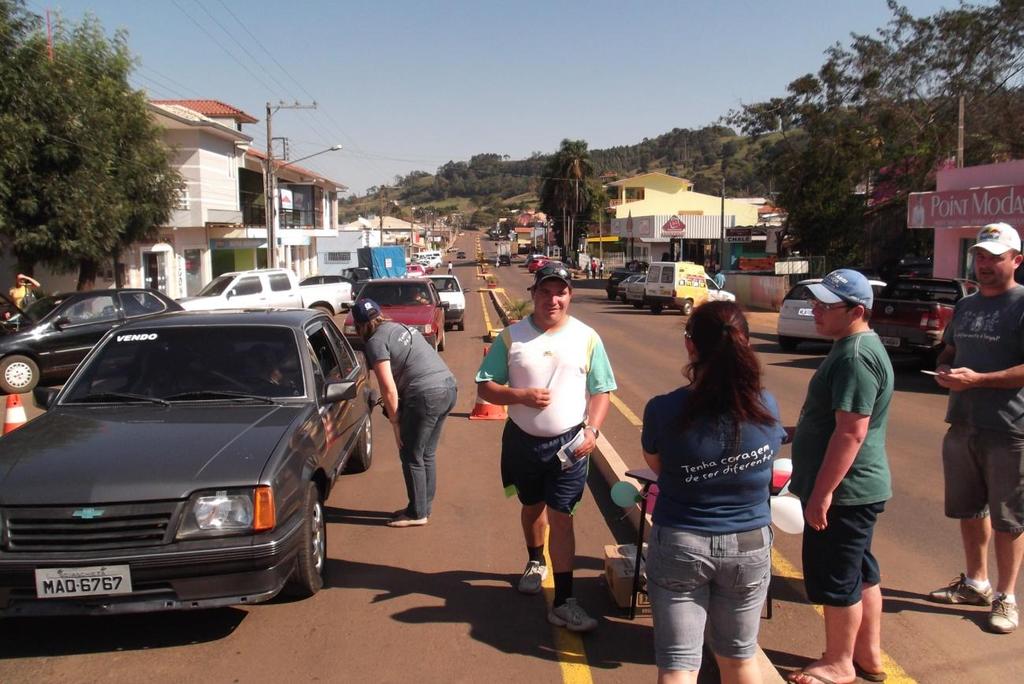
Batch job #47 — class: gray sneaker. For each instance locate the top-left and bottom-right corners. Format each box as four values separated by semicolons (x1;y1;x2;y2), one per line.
928;574;994;605
989;597;1018;634
517;560;547;594
548;598;598;632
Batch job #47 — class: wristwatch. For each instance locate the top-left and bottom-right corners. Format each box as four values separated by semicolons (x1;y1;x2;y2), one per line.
584;424;600;438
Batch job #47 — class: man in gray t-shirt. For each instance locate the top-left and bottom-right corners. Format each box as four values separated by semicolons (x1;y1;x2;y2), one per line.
930;223;1024;635
354;300;457;528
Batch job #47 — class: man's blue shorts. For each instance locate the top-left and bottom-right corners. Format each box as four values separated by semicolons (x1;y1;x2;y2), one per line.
500;421;588;514
801;501;885;607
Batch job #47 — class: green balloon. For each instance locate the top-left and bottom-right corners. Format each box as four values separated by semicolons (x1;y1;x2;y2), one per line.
611;480;641;507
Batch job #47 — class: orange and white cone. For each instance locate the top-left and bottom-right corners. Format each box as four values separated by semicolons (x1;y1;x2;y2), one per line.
469;344;507;421
3;394;27;434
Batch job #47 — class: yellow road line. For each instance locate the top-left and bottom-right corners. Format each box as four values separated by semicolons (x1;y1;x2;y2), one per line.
609;393;643;427
608;395;918;684
478;291;494;333
542;538;594;684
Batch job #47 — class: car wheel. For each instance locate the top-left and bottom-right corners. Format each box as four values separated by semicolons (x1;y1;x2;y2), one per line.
0;355;39;394
284;482;326;598
680;299;694;316
456;319;464;331
650;304;663;315
345;416;373;474
778;335;799;352
438;328;446;352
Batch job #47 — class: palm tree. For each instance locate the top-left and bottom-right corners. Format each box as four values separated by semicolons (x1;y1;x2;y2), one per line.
539;139;594;257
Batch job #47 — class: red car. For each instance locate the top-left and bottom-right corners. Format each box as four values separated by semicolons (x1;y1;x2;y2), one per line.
342;278;448;351
406;263;427;277
526;256;550;273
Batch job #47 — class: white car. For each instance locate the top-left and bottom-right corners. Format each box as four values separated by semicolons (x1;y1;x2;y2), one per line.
624;273;648;308
179;268;351;315
705;277;736;303
427;275;465;331
777;277;885;351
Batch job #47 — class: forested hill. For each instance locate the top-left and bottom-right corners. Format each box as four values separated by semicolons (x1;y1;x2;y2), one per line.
340;125;776;219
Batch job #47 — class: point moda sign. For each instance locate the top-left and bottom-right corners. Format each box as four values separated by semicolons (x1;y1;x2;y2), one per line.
908;184;1024;229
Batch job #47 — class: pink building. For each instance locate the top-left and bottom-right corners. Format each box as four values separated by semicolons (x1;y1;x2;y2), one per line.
908;160;1024;278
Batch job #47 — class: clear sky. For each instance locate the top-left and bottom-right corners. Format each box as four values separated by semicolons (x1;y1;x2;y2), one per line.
35;0;969;195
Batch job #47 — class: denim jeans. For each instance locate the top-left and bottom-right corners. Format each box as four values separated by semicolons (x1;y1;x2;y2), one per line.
645;524;772;671
398;378;457;519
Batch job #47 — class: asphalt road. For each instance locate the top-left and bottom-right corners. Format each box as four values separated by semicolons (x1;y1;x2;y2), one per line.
1;235;1021;683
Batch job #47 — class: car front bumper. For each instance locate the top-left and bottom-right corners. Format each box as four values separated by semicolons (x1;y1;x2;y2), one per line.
0;514;303;616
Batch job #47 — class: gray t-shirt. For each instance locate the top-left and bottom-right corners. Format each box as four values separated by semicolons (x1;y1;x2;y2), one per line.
364;321;454;396
943;286;1024;434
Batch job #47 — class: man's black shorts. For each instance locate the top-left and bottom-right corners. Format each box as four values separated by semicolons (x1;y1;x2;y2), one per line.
500;421;588;514
801;501;885;607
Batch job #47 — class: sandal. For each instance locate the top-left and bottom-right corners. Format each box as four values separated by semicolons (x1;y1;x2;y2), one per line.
853;662;887;682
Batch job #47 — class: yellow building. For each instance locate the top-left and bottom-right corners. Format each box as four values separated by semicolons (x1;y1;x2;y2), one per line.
605;172;758;265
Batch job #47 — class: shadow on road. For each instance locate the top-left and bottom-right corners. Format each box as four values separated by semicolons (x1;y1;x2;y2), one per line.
0;608;246;658
325;506;394;527
881;586;990;629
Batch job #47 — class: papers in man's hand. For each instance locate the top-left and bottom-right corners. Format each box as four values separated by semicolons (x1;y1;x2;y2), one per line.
556;428;586;470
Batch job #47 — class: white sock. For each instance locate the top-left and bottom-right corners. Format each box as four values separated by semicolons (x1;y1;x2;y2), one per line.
999;593;1016;604
965;576;991;591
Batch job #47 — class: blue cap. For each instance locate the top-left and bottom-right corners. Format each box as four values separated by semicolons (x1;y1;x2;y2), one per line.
807;269;874;309
352;298;382;323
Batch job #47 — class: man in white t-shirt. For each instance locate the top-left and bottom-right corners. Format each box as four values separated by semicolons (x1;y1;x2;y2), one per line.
476;262;616;632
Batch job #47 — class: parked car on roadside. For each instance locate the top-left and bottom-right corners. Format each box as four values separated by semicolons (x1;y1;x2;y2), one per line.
606;264;647;300
342;279;448;351
0;309;374;616
871;277;977;365
405;263;427;278
704;276;737;303
0;289;181;394
427;275;466;331
777;277;887;351
456;251;466;260
179;269;350;315
526;255;549;273
624;274;648;307
617;274;643;303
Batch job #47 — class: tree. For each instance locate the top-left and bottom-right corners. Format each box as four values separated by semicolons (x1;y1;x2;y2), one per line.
538;139;595;254
732;0;1024;268
0;3;180;289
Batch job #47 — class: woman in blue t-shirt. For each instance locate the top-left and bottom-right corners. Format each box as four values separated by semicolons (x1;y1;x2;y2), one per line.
641;300;786;684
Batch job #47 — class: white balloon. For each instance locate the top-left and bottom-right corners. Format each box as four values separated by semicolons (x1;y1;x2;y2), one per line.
772;458;793;476
770;495;804;534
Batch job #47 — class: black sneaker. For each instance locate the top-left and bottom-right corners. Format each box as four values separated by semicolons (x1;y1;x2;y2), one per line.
928;573;994;605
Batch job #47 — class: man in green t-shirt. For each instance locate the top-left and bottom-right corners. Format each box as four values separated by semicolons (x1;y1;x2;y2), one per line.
788;269;894;684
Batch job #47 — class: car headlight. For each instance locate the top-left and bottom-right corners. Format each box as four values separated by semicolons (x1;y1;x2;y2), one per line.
176;486;275;539
343;324;357;335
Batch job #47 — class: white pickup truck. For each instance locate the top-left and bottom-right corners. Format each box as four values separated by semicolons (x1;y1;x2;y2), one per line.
178;268;352;314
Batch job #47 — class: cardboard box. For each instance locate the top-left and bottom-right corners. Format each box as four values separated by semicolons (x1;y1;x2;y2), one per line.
603;545;649;612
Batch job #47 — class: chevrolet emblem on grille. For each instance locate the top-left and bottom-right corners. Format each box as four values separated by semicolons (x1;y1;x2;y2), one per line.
72;508;105;519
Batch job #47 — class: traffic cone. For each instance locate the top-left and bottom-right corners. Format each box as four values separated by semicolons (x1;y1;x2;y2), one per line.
469;344;507;420
3;394;27;434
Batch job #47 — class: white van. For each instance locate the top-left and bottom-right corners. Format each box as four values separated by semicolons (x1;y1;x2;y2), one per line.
643;261;711;315
417;250;443;269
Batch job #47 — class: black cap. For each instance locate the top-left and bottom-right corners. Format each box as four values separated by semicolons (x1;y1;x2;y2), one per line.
531;263;572;289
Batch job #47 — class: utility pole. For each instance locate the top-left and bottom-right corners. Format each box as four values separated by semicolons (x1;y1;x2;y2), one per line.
379;187;387;247
957;95;965;168
265;100;317;269
719;169;727;272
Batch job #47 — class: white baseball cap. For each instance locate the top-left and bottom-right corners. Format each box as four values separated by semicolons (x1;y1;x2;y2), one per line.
970;222;1021;255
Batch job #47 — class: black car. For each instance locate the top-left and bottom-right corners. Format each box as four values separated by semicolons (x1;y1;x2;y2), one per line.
0;309;374;616
0;289;181;394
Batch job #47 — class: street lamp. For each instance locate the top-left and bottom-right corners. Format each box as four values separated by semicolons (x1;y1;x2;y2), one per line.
267;144;343;268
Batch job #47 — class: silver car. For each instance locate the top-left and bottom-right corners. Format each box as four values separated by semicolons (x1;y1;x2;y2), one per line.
777;278;885;351
624;273;648;308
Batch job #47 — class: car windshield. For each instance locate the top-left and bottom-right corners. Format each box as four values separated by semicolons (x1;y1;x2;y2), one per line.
430;277;460;293
196;275;234;297
62;325;305;403
18;295;63;323
359;282;432;306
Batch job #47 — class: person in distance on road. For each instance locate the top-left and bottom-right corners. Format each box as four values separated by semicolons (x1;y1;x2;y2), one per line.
641;301;786;684
354;298;457;528
475;262;616;632
788;268;894;684
930;222;1024;634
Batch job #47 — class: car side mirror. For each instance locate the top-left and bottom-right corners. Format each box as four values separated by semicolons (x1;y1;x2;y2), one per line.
33;386;58;410
52;316;70;330
323;380;357;403
225;290;235;300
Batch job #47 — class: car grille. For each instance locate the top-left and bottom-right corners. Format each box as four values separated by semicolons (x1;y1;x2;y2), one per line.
2;501;182;551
